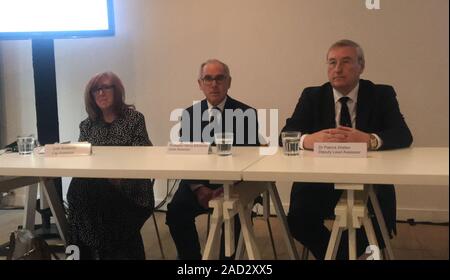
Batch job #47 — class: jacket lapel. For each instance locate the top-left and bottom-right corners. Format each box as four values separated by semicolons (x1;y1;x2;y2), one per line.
223;95;235;110
322;83;337;129
199;99;209;135
355;80;372;131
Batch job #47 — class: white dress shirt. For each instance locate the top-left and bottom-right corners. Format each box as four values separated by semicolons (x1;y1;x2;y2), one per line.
190;97;228;192
299;83;382;149
207;96;227;118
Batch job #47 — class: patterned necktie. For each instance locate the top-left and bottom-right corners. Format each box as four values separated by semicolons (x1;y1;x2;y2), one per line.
339;96;352;127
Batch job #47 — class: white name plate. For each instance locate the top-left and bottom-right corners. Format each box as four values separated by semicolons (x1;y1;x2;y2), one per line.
45;143;92;157
314;143;367;158
167;142;211;155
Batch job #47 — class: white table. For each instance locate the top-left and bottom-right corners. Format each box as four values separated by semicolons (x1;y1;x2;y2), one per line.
0;146;262;180
1;146;286;258
2;146;447;260
243;148;448;185
243;147;449;259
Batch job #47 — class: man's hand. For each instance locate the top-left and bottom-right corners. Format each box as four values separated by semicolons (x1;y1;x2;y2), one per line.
303;127;371;149
333;126;371;144
303;129;346;149
194;186;224;209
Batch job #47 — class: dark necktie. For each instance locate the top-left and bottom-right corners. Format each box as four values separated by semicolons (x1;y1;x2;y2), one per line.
339;96;352;127
209;107;221;122
209;107;222;138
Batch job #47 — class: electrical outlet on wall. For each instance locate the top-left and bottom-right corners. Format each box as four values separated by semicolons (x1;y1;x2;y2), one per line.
0;190;25;208
1;191;15;206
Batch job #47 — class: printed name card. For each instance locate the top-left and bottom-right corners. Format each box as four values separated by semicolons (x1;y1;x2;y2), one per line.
45;142;92;157
314;143;367;158
167;142;211;155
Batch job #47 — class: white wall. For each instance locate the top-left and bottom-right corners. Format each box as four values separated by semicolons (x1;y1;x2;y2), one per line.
0;0;448;221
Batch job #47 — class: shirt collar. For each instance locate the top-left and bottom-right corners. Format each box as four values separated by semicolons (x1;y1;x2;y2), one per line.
333;82;359;104
207;96;227;112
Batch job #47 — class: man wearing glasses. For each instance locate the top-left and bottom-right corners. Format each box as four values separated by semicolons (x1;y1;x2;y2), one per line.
281;40;413;259
166;59;260;260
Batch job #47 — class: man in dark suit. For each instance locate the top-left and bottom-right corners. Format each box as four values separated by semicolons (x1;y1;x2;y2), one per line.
281;40;413;259
166;59;259;260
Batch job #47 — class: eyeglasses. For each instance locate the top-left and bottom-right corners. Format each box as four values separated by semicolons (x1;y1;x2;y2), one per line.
201;75;228;85
91;85;115;96
327;58;356;69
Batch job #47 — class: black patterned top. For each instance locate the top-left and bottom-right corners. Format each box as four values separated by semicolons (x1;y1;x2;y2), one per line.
67;108;154;259
79;108;153;147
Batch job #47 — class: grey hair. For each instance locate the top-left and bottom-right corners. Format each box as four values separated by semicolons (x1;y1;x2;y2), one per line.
327;39;365;68
198;59;231;79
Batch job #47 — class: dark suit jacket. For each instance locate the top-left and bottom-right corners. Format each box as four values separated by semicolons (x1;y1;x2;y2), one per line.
281;79;413;234
180;95;260;187
180;95;260;146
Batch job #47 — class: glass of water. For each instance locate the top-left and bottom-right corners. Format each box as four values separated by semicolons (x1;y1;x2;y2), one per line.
17;136;36;155
215;132;234;156
281;131;301;156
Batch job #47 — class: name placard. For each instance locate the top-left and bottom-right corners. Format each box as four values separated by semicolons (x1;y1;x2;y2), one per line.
45;142;92;157
167;142;211;155
314;143;367;158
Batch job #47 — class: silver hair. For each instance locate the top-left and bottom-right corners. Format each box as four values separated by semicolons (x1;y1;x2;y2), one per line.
198;59;231;79
327;39;365;68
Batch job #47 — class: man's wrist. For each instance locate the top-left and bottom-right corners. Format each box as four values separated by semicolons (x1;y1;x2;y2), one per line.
299;134;308;150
